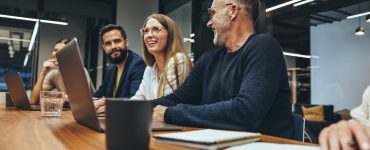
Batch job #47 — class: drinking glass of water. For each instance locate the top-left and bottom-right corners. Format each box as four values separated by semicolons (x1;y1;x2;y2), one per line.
40;91;64;117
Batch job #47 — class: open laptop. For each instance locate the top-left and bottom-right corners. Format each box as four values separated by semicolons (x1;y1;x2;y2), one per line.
4;72;41;110
56;38;182;132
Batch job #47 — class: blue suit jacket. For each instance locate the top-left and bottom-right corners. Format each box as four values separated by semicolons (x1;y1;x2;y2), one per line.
93;50;145;98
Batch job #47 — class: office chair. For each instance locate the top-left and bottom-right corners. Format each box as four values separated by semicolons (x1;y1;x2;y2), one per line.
294;103;341;142
292;113;305;142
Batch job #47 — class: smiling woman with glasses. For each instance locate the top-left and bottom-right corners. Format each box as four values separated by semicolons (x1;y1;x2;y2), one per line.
130;14;193;100
140;26;166;37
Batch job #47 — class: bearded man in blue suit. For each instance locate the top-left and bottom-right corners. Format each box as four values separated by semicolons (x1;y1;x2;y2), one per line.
93;24;145;113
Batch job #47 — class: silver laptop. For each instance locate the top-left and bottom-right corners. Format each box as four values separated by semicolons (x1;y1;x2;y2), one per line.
4;72;40;111
56;38;182;132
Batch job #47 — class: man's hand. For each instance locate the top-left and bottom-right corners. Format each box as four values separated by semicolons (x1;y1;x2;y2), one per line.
93;98;106;114
319;120;370;150
153;105;168;123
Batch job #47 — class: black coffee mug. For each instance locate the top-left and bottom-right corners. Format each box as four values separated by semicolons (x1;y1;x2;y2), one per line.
106;99;152;150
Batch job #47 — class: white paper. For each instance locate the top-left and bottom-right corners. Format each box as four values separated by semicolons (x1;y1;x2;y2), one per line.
226;142;320;150
154;129;260;144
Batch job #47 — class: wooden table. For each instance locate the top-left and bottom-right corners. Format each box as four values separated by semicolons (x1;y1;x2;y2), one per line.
0;106;316;150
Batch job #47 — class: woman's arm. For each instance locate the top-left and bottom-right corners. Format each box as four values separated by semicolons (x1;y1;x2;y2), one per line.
30;59;56;105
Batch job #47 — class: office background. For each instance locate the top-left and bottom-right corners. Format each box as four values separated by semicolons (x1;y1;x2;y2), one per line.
1;0;370;113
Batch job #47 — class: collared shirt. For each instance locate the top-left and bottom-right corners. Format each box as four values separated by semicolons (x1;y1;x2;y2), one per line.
113;65;124;96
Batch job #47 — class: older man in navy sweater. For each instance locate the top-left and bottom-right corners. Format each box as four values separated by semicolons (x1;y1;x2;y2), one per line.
151;0;294;139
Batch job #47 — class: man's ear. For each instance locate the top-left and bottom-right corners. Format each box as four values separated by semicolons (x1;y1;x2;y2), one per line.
230;4;240;21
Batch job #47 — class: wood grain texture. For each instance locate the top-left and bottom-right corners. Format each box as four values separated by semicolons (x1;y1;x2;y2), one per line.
0;107;66;150
0;105;316;149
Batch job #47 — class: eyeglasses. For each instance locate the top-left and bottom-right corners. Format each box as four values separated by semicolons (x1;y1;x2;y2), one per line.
207;3;233;20
140;26;166;36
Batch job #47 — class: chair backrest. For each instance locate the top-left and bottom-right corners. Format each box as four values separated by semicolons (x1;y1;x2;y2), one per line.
294;103;334;122
291;113;305;141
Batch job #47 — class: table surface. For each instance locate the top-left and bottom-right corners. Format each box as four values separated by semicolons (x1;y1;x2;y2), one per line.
0;105;317;150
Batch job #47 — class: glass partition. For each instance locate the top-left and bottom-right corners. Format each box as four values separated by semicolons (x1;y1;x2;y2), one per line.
0;11;37;91
166;1;194;61
0;0;115;93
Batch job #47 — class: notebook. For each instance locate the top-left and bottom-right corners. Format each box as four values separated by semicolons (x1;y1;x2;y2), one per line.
226;142;320;150
154;129;260;149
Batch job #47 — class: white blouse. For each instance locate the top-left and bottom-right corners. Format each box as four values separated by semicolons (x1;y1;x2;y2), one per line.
131;53;191;100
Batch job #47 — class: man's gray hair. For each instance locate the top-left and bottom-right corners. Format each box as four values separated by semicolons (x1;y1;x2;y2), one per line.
232;0;261;23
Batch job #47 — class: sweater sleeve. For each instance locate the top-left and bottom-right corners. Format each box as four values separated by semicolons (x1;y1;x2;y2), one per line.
93;85;105;98
163;36;287;131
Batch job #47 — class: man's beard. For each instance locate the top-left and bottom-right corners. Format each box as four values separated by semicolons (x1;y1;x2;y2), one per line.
213;15;230;47
107;47;128;64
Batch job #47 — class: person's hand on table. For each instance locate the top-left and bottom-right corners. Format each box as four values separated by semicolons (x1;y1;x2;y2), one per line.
93;97;106;114
319;120;370;150
153;105;167;123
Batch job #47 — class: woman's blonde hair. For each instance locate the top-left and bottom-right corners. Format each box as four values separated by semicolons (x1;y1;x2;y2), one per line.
141;14;192;97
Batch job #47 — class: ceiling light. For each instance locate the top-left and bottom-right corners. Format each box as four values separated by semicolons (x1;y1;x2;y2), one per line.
283;52;319;59
366;15;370;22
24;21;39;66
0;37;31;42
0;14;68;25
28;21;39;51
23;53;29;67
40;20;68;26
354;5;365;36
355;27;365;36
367;2;370;23
0;14;37;22
266;0;302;12
347;12;370;19
293;0;315;7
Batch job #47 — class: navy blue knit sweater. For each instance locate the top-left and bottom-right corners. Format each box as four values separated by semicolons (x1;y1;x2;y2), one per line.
151;34;294;139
